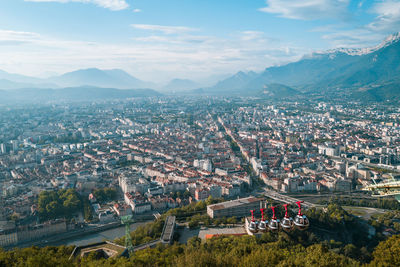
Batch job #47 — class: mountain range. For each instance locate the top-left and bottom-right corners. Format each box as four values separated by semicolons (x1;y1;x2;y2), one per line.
0;68;155;90
1;33;400;101
48;68;156;89
199;32;400;100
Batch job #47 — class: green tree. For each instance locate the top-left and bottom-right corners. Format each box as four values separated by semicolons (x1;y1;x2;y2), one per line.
227;217;237;227
37;189;82;221
370;235;400;266
93;187;117;203
343;244;357;259
187;237;201;249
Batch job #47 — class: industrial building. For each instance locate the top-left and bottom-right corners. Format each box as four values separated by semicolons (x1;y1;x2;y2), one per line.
206;196;264;218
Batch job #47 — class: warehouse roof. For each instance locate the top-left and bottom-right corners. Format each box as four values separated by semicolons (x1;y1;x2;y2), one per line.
207;197;263;211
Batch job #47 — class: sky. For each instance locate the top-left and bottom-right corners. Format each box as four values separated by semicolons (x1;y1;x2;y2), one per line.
0;0;399;83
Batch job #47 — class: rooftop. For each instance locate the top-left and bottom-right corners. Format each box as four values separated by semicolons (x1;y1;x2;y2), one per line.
207;197;263;211
69;241;127;260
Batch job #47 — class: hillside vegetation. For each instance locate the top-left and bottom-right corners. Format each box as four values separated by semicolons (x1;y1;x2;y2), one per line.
1;203;399;266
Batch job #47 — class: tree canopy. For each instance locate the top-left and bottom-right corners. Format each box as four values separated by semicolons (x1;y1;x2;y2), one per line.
37;189;82;221
93;187;117;203
3;234;400;266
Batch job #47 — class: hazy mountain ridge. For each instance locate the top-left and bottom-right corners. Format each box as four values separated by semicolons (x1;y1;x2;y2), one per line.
0;68;155;90
204;33;400;100
0;69;43;84
194;71;259;94
161;79;200;92
260;83;300;98
1;33;400;100
48;68;155;89
0;79;56;90
0;68;230;92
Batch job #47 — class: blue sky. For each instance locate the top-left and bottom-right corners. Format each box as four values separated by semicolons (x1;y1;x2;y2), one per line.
0;0;399;82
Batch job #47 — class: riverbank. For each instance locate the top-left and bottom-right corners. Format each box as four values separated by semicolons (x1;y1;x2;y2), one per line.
5;219;153;249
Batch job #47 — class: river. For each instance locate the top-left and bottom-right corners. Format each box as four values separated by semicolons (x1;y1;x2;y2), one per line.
49;221;149;247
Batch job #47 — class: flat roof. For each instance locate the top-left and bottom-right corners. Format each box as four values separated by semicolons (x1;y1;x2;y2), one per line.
69;241;127;260
207;197;263;211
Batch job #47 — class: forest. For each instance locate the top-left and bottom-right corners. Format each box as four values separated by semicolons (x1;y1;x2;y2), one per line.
0;232;399;266
4;197;399;266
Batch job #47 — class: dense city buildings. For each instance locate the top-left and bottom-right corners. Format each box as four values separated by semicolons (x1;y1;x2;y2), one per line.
1;96;400;246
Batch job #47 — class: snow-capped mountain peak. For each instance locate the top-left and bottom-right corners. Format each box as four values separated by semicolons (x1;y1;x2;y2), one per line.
311;32;400;58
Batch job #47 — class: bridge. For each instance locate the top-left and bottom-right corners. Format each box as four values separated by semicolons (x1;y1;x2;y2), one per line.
363;180;400;202
132;239;162;252
160;215;176;244
132;215;176;252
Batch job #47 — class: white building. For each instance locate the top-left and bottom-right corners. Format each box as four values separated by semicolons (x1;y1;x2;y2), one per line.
193;159;212;172
0;143;6;154
119;175;149;194
250;157;262;175
318;145;339;157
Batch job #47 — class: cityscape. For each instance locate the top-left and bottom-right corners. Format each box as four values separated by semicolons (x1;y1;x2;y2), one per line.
1;96;400;264
1;0;400;266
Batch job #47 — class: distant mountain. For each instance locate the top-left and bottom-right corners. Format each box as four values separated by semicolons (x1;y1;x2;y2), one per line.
0;86;161;104
212;71;258;91
0;79;37;90
254;33;400;94
196;73;233;87
2;33;400;101
204;33;400;101
162;79;199;92
0;78;58;90
260;83;300;98
0;69;43;84
0;70;58;89
197;71;259;94
0;68;155;90
351;83;400;102
48;68;155;89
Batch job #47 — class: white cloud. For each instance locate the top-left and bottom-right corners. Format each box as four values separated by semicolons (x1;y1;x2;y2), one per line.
368;0;400;32
0;28;306;83
0;29;41;46
133;34;210;45
241;31;265;41
133;8;141;13
313;0;400;49
131;24;197;35
259;0;350;20
321;29;385;48
0;29;40;41
24;0;129;11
